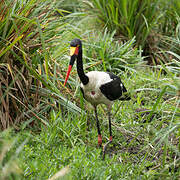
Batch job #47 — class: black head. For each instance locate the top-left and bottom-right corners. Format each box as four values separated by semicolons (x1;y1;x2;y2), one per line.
70;38;82;48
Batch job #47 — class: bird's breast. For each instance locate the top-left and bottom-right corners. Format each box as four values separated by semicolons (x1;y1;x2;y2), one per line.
80;72;113;106
81;86;101;105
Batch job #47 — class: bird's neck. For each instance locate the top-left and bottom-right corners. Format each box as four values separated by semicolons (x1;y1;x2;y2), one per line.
77;50;89;85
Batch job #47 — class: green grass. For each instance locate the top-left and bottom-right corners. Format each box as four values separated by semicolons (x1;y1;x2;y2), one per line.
85;0;160;47
0;0;179;179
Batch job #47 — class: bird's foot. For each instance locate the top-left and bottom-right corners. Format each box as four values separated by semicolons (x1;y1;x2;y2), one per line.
102;137;112;160
98;134;102;146
109;136;112;141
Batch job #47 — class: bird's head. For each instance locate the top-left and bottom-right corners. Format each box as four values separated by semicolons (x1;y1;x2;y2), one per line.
64;39;82;86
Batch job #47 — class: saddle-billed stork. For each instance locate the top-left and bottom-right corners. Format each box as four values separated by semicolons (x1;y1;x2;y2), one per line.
64;39;130;158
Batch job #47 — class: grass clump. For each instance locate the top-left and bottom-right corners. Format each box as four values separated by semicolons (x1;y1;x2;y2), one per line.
84;30;143;72
85;0;160;47
84;0;180;63
0;0;82;129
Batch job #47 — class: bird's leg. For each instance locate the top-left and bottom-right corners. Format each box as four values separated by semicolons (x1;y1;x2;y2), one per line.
94;106;102;146
108;111;112;142
103;110;112;160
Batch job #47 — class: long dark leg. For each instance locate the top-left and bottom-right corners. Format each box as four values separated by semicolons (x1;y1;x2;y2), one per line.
108;111;112;141
103;110;112;160
94;106;102;146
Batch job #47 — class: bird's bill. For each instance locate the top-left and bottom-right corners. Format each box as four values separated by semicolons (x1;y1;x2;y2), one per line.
64;46;79;86
64;64;72;86
64;54;76;86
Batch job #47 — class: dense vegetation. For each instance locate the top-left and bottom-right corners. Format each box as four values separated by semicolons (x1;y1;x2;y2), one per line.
0;0;179;179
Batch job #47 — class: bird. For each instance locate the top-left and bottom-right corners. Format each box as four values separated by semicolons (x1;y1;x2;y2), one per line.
64;38;130;158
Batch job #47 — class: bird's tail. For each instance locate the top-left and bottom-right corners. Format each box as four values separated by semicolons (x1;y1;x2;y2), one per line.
119;83;131;100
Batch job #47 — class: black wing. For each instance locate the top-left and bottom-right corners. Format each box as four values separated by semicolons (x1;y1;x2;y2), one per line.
100;72;130;101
